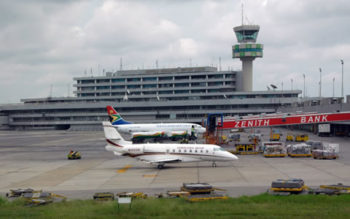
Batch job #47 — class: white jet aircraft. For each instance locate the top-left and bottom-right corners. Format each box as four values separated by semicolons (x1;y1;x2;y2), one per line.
106;106;206;136
103;121;238;169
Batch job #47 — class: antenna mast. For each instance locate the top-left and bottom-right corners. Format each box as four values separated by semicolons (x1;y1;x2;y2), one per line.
241;1;244;25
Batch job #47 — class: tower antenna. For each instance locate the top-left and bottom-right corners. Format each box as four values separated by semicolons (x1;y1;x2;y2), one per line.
120;57;123;71
241;1;244;25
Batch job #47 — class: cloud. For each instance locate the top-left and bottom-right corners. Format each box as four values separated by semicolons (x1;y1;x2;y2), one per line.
0;0;350;103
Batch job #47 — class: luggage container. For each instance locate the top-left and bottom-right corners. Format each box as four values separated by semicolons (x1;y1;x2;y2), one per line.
312;143;339;159
306;140;323;151
262;142;286;157
286;143;312;157
181;183;214;194
270;178;307;193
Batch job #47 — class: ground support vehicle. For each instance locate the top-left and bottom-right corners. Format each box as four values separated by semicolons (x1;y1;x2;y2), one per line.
180;183;227;202
269;133;280;141
320;184;350;191
312;150;338;159
6;188;37;198
287;143;312;157
167;191;191;198
116;192;147;199
295;134;309;142
67;150;81;160
270;179;308;194
286;134;294;141
93;192;115;201
234;143;259;155
181;183;214;194
12;190;66;205
263;142;286;157
311;143;339;159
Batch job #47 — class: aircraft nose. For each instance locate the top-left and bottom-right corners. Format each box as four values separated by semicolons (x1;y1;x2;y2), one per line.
228;152;239;160
198;127;206;133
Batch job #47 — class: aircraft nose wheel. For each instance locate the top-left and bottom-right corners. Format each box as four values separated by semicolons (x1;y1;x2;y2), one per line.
157;164;164;169
212;162;217;168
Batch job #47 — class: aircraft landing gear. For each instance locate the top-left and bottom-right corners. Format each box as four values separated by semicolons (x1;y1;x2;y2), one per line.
157;164;165;169
212;162;217;168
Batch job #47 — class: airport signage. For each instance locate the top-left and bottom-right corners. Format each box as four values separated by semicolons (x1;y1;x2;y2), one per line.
219;112;350;129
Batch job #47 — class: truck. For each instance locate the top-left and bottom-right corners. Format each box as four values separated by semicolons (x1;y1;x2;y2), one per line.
318;124;331;136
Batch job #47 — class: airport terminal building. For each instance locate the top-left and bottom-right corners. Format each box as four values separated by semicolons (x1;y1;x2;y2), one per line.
0;66;301;130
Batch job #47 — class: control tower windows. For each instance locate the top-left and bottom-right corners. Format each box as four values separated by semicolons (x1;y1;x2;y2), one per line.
235;30;258;42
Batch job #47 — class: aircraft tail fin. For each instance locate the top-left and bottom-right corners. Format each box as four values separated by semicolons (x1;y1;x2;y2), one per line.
102;121;130;151
106;105;132;125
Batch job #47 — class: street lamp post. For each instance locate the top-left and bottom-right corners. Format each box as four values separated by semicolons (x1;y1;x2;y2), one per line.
341;59;344;100
319;68;322;98
303;74;305;98
333;77;335;98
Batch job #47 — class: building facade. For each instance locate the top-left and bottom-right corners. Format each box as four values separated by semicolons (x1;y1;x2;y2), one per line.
0;66;301;130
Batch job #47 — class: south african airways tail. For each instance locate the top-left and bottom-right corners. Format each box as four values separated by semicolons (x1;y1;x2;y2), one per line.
107;105;132;125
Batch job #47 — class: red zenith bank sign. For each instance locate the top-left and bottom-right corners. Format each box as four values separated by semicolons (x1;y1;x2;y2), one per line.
219;112;350;129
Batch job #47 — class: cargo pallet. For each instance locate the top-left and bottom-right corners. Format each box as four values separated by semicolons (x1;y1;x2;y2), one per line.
185;194;228;202
288;153;312;157
320;184;350;191
264;154;286;158
313;155;338;159
270;185;308;193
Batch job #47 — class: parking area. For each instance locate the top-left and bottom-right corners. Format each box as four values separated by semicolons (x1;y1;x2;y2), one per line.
0;128;349;199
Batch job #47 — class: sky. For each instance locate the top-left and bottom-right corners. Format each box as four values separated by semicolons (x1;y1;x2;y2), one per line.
0;0;349;103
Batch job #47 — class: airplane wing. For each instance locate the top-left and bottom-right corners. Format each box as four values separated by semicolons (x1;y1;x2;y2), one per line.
150;158;182;164
138;155;183;164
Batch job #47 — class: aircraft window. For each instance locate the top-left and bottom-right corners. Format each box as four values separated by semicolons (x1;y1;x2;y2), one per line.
200;150;203;153
206;150;209;153
173;149;175;153
184;150;187;153
178;149;181;153
195;150;197;153
166;149;169;153
189;150;192;153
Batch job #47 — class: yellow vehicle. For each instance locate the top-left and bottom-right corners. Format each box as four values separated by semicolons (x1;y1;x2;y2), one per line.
286;134;294;141
67;150;81;160
295;134;308;142
93;192;114;201
270;133;280;141
234;143;259;155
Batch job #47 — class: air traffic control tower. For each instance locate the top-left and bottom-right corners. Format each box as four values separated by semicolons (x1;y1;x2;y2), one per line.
233;25;263;91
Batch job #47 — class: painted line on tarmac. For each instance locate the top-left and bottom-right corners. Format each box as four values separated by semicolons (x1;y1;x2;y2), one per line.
117;165;132;173
142;174;157;178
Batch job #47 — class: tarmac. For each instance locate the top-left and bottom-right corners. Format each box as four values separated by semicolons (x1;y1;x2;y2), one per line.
0;128;349;199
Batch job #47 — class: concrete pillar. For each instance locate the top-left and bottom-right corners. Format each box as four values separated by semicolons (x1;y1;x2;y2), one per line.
241;57;255;91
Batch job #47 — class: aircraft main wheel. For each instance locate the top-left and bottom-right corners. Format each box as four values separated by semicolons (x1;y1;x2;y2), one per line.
157;164;164;169
212;162;217;168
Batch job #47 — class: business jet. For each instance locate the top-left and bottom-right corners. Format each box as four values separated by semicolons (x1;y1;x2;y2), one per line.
106;105;206;135
103;121;238;169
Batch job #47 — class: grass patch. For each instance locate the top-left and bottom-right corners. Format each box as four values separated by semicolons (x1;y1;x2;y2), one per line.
0;194;349;218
